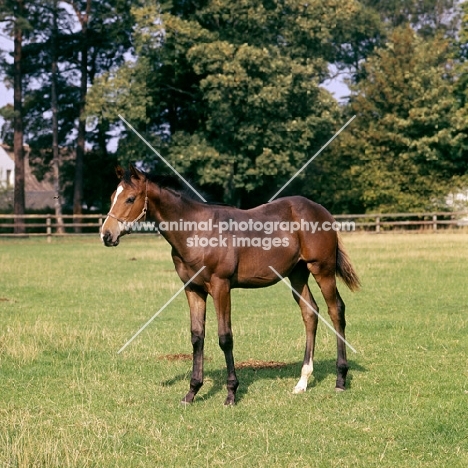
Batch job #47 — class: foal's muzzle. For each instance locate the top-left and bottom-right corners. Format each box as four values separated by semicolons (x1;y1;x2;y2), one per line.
101;229;120;247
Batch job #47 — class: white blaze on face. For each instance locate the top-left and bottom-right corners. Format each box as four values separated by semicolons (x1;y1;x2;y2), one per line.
110;185;124;211
101;184;124;240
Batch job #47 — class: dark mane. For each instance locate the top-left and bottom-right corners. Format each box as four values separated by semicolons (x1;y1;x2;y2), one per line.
123;169;225;205
122;169;190;194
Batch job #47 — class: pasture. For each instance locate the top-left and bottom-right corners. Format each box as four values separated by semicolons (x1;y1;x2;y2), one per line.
0;233;467;467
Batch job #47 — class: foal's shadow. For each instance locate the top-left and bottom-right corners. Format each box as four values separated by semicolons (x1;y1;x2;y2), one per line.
161;359;367;404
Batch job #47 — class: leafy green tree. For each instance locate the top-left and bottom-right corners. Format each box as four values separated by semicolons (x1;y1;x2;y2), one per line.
449;0;468;196
88;0;382;207
346;26;466;212
362;0;460;37
455;0;468;105
0;0;32;230
63;0;133;214
3;0;134;213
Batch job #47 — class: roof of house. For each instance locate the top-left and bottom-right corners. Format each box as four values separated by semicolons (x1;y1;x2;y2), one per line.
1;144;56;209
2;144;55;189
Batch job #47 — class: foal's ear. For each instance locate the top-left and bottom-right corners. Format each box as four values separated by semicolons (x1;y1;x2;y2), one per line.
115;166;125;180
129;164;143;180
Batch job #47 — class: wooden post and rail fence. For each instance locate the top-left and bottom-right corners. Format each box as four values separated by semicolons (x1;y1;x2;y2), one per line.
0;211;467;241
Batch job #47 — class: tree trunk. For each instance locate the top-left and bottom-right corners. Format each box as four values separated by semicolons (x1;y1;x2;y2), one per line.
72;0;91;232
51;0;64;234
13;0;25;235
222;163;240;207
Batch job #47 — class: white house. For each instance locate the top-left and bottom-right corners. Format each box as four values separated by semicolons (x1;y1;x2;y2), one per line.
0;144;55;209
0;145;14;189
446;189;468;225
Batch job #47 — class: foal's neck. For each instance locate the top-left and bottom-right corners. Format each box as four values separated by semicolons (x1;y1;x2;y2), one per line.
156;186;204;221
151;185;207;254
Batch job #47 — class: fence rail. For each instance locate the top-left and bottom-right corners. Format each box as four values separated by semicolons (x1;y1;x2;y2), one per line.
0;214;105;240
0;211;467;239
334;211;468;233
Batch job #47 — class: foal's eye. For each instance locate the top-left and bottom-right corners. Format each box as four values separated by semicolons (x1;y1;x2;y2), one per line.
125;196;136;204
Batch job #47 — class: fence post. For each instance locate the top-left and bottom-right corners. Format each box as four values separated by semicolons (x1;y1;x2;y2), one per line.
433;214;437;232
46;216;52;243
376;216;380;233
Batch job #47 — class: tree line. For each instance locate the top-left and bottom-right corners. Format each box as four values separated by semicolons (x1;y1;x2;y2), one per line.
1;0;467;233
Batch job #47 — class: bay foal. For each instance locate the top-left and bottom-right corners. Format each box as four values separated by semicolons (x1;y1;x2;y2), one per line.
101;166;360;405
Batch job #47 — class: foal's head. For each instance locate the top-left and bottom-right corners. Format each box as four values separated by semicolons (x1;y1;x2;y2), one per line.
101;165;148;247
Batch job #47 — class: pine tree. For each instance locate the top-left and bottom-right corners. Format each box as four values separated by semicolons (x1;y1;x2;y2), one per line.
0;0;32;231
347;26;465;212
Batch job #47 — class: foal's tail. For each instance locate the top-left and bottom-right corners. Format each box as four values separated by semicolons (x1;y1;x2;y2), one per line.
336;236;361;292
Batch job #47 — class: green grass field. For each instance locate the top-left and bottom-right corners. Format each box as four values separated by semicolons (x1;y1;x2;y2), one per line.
0;233;467;467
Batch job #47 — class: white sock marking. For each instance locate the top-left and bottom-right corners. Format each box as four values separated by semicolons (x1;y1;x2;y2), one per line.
293;358;313;394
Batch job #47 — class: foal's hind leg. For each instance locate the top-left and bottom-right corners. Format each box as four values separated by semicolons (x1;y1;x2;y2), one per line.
182;286;208;404
311;269;348;391
211;277;239;405
289;263;319;394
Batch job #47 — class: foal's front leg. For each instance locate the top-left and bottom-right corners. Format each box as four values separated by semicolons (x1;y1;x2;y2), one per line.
212;278;239;405
182;286;207;404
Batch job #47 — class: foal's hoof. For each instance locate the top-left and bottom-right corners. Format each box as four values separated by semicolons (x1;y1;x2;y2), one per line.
293;384;307;394
335;386;345;392
181;394;195;405
224;396;236;406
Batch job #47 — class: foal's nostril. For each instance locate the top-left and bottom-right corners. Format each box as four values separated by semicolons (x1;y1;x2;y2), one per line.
102;230;113;245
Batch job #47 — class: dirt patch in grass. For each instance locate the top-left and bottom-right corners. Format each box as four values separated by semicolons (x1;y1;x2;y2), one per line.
236;359;289;370
157;355;288;371
158;355;287;369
